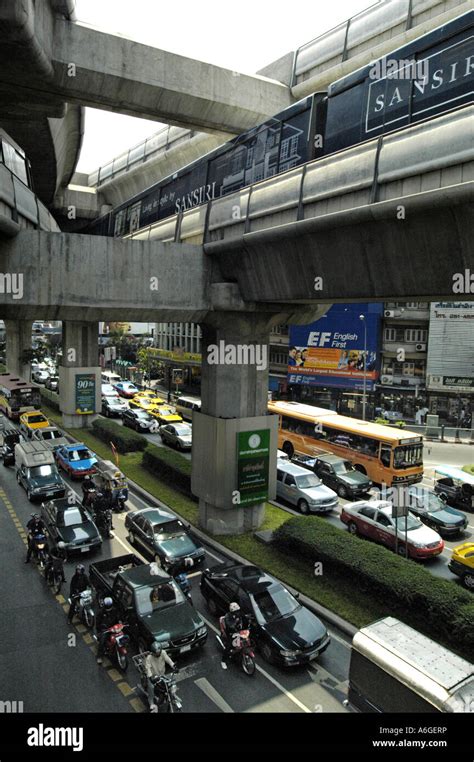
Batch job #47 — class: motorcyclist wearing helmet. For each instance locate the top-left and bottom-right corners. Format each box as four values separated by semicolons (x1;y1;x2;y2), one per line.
44;541;67;584
81;474;96;507
95;597;120;664
221;602;249;670
143;641;176;713
25;513;47;563
67;564;90;624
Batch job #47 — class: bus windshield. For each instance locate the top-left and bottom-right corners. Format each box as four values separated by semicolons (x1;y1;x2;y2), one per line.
394;444;423;469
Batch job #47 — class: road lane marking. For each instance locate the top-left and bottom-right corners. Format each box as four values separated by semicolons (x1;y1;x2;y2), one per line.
117;682;134;697
107;669;122;683
194;677;234;713
200;614;312;713
130;697;146;713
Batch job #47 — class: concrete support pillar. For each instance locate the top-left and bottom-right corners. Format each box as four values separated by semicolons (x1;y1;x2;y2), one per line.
58;321;101;428
4;319;33;378
191;312;279;535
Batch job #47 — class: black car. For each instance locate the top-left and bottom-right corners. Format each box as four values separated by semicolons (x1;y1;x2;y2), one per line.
294;453;372;499
125;507;205;572
101;396;127;418
1;428;20;466
200;563;330;667
41;498;102;555
405;485;468;537
122;408;156;432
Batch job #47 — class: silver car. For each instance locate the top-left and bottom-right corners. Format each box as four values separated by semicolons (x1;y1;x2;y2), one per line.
159;422;192;450
276;461;338;514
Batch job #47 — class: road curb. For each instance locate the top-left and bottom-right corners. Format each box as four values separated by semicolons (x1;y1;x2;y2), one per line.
128;481;357;640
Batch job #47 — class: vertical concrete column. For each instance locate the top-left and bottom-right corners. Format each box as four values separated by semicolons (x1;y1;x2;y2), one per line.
192;312;278;535
59;321;101;428
4;319;32;378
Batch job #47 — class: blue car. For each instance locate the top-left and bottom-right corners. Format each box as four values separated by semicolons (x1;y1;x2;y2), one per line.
55;444;97;480
114;381;139;399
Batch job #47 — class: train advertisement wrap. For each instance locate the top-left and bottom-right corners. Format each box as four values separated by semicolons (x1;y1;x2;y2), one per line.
288;304;383;390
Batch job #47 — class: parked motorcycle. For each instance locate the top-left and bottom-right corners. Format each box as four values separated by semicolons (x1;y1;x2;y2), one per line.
68;588;95;629
132;653;183;713
216;617;256;676
30;531;49;569
94;622;129;671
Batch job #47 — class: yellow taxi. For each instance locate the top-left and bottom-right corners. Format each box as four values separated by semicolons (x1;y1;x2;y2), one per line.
148;405;183;426
129;393;165;411
448;543;474;590
19;410;50;439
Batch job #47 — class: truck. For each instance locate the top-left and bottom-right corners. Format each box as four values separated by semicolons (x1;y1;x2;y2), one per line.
31;426;69;452
89;553;207;656
347;617;474;713
14;440;65;502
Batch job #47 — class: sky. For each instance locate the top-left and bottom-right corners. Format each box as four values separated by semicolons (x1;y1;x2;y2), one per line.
75;0;376;173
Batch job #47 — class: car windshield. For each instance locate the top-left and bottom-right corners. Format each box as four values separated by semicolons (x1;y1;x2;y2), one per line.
27;415;47;424
29;465;53;477
41;430;60;440
154;519;185;538
333;460;355;474
251;585;299;623
58;508;85;527
295;474;321;489
174;425;191;435
410;490;444;513
70;449;91;461
136;411;152;420
394;444;423;469
394;514;423;531
136;580;185;615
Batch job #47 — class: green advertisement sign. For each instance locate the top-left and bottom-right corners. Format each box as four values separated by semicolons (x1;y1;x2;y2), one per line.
75;373;96;414
236;429;270;506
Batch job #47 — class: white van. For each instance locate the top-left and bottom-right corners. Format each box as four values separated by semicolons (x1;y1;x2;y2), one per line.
175;396;201;422
101;371;121;386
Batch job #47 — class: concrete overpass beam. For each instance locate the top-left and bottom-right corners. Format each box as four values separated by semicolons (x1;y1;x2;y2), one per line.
191;313;279;535
58;321;101;429
4;319;32;378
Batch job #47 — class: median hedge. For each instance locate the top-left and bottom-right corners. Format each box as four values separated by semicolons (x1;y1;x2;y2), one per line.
462;464;474;476
91;418;148;454
273;516;474;652
142;443;194;500
40;388;60;412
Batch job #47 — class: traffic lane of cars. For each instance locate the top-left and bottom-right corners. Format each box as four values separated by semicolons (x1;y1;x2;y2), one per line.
0;467;133;713
270;482;472;582
56;474;349;712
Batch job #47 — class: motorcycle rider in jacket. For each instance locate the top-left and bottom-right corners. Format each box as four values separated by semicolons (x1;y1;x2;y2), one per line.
220;602;249;670
95;597;120;664
25;514;47;563
144;642;176;712
67;564;90;623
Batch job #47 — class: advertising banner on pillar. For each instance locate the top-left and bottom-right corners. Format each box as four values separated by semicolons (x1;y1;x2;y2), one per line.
236;430;270;506
288;303;382;390
75;373;96;414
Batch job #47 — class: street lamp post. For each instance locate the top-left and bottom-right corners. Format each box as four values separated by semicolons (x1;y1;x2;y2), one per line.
359;315;367;421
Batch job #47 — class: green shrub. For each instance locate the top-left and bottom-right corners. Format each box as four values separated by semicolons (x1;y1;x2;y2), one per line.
142;443;194;500
273;516;474;651
40;388;60;411
92;418;147;454
462;464;474;476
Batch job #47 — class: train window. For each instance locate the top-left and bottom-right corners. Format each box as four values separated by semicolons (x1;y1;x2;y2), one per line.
279;109;312;172
2;142;28;185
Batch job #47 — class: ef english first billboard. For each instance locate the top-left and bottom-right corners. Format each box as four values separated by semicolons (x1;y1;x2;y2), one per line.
288;304;383;391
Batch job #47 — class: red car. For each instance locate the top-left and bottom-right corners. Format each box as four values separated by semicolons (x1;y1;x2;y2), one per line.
340;500;444;560
114;381;139;399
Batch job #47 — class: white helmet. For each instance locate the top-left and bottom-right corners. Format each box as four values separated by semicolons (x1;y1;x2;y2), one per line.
229;602;240;613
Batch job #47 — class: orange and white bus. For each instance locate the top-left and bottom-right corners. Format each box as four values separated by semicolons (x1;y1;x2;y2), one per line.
0;373;41;421
268;401;423;487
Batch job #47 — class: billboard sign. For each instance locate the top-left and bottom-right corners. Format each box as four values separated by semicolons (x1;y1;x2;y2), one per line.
427;302;474;392
288;304;382;390
75;373;96;414
236;430;270;506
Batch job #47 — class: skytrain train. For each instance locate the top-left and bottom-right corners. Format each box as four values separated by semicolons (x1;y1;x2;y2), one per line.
86;10;473;239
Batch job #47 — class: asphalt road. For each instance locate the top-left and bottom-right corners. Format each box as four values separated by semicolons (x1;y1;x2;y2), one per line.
0;415;351;714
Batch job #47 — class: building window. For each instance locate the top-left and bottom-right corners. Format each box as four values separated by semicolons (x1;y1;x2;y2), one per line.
405;329;427;343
